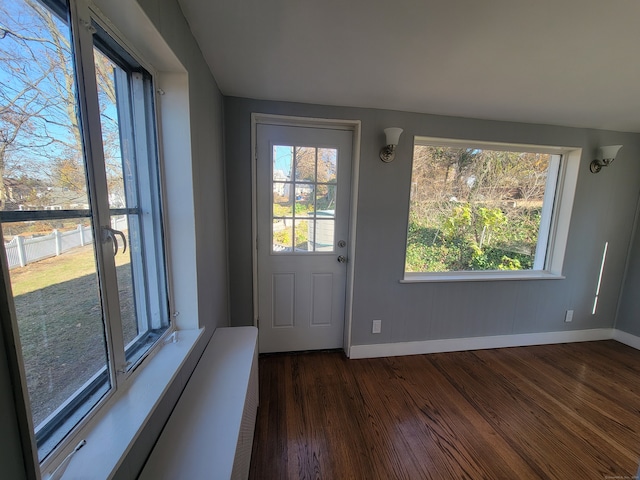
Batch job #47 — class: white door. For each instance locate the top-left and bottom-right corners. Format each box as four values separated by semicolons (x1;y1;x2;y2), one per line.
256;124;353;353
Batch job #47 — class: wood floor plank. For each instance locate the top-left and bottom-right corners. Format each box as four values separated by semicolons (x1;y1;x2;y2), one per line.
495;346;640;454
388;354;540;479
474;348;638;472
434;349;635;478
350;358;426;480
249;341;640;479
528;344;640;417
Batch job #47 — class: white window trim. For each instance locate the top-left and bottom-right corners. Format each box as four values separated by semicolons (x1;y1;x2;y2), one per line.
404;137;581;282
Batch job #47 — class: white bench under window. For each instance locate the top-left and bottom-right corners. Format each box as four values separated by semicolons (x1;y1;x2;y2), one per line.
139;326;259;479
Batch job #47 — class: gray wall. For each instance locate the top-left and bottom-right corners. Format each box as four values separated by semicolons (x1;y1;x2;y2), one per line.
225;97;640;346
615;203;640;336
135;0;229;335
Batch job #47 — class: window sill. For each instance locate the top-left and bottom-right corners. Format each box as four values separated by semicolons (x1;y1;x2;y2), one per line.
401;271;565;283
44;327;204;480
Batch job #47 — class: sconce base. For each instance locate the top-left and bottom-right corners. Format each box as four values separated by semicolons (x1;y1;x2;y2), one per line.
380;145;396;163
590;160;603;174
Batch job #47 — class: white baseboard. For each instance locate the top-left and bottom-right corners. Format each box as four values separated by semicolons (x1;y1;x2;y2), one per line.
612;329;640;350
349;328;615;359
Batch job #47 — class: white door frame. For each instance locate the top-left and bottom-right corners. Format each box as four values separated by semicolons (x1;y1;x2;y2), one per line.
251;113;361;356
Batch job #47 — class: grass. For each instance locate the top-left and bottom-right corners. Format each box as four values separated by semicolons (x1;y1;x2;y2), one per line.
9;245;135;427
10;244;132;295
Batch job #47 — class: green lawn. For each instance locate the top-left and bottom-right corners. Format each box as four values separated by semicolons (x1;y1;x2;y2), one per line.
10;246;134;427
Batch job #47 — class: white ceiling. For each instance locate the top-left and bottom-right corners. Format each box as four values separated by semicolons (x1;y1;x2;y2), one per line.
177;0;640;132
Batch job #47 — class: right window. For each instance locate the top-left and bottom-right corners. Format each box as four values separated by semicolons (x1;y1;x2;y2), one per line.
405;137;577;278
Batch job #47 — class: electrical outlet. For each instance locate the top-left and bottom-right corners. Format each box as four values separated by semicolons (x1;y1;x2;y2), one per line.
372;319;382;334
565;310;574;323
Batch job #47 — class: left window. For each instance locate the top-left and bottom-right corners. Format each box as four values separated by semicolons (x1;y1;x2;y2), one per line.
0;0;170;463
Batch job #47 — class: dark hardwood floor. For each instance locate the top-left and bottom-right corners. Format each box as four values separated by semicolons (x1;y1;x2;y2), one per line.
249;340;640;479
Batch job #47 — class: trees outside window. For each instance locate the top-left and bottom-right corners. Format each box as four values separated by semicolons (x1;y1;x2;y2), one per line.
406;139;563;274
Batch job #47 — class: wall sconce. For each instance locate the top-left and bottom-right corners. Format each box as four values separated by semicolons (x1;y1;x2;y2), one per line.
590;145;623;173
380;127;403;163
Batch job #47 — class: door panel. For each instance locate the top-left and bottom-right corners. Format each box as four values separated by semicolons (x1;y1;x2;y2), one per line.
257;124;352;353
272;274;295;328
311;273;333;326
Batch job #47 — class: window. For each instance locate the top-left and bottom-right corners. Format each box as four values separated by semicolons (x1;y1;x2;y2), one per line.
404;137;578;280
0;0;169;463
272;145;338;252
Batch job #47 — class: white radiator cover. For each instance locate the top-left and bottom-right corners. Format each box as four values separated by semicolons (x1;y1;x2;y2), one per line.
139;326;259;480
232;343;259;479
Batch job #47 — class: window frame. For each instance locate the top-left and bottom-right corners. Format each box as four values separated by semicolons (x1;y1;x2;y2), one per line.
0;0;175;470
402;136;581;282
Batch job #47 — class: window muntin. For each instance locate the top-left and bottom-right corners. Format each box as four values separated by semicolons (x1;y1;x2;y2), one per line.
272;145;338;253
405;139;563;275
0;0;169;463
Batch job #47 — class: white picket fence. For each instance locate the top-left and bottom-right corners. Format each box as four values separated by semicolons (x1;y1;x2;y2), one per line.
4;216;127;270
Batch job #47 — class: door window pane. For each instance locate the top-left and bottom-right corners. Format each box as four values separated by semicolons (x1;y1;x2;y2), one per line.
271;145;338;253
295;184;314;216
294;218;310;251
316;184;336;211
313;218;335;252
318;148;338;183
295;147;315;182
273;222;293;251
273;182;293;217
273;145;292;181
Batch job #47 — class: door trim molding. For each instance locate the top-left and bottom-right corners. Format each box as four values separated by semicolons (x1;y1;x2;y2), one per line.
251;114;361;356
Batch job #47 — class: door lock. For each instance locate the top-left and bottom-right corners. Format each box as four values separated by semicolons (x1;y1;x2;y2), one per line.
337;255;347;263
338;240;346;248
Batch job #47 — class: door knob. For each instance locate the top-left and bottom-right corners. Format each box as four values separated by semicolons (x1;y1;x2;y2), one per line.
337;255;347;263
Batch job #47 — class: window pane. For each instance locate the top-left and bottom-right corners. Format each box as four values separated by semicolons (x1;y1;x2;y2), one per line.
273;182;293;217
406;144;553;273
273;222;293;252
0;0;88;213
294;218;310;251
314;217;335;252
94;48;132;210
4;220;110;457
316;184;336;211
93;31;169;368
273;145;292;181
295;184;314;216
110;215;136;346
0;0;111;460
295;147;316;182
318;148;338;183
